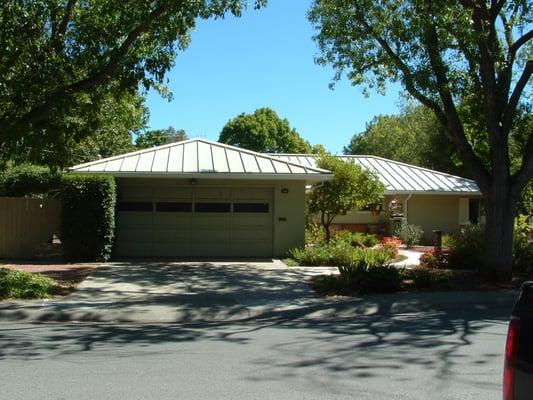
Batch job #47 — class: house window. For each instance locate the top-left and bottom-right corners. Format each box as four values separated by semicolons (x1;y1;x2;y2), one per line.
195;202;231;213
233;203;269;213
118;201;153;212
156;202;192;212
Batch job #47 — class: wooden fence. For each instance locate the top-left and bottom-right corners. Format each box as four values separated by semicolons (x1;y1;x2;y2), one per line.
0;197;61;259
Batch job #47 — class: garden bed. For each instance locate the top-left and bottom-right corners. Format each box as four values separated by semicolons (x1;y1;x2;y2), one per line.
0;261;98;299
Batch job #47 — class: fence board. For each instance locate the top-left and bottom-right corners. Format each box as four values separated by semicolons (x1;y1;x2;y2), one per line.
0;198;61;259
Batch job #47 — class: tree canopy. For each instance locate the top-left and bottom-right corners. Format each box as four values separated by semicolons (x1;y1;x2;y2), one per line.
0;0;265;168
219;108;313;153
309;0;533;280
135;127;188;149
308;154;384;241
344;104;463;176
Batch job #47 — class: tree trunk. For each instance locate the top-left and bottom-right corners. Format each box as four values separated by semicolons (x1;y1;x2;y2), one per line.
482;190;516;281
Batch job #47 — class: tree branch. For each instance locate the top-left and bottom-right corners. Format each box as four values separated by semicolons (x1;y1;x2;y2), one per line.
57;0;76;39
510;29;533;54
420;3;491;190
502;60;533;134
0;4;169;139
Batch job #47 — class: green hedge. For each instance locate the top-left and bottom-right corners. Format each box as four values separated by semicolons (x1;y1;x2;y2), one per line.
60;175;116;261
0;164;60;197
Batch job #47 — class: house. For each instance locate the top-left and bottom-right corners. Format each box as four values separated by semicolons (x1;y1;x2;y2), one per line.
70;138;333;258
70;138;483;258
272;154;483;243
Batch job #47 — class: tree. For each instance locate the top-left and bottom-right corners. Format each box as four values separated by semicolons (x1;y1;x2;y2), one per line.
344;104;464;176
309;0;533;280
135;127;188;149
308;154;384;241
0;0;265;167
219;108;313;153
1;90;147;169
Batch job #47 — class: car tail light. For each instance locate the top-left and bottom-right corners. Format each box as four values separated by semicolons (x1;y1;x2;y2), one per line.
503;318;521;400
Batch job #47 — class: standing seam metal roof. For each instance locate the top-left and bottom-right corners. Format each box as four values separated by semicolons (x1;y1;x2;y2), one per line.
271;154;481;194
69;138;332;179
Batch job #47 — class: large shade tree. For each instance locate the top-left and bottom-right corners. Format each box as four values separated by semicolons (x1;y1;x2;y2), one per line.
344;104;463;176
0;0;265;168
309;0;533;280
219;107;313;153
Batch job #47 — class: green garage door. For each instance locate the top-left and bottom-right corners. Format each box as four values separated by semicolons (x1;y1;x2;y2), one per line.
115;185;273;258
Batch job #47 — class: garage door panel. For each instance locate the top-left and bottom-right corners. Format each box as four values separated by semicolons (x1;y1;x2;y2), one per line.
153;214;191;226
154;243;191;256
192;242;231;257
118;213;153;226
117;227;153;242
153;187;192;199
193;214;231;226
153;229;190;242
232;215;271;226
196;187;231;199
115;242;153;257
191;229;230;241
230;229;271;241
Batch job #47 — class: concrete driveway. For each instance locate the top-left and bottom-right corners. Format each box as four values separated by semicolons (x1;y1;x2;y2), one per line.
0;260;321;323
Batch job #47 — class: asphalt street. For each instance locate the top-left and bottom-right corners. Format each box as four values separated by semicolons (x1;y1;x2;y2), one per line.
0;306;508;400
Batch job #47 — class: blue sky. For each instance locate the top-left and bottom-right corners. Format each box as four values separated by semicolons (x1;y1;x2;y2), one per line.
145;0;404;154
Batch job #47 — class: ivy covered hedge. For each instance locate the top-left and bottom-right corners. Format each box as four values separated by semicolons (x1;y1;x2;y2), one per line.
60;175;117;261
0;164;61;197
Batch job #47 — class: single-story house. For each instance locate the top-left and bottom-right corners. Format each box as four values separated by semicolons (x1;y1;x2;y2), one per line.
70;138;333;258
271;154;483;243
70;138;482;258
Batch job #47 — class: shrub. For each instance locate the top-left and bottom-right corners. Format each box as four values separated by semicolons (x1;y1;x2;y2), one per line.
60;174;116;261
395;223;423;248
379;236;402;259
419;252;439;269
333;231;379;248
288;242;392;267
0;164;61;197
408;267;453;290
444;224;484;269
0;268;57;299
338;251;403;293
513;215;533;273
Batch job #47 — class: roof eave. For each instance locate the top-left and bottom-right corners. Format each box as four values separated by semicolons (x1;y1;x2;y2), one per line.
68;170;334;182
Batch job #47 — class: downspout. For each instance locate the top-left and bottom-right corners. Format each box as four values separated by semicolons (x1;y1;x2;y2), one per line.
404;194;412;224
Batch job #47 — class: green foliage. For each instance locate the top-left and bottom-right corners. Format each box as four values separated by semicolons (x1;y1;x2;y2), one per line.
0;268;57;299
338;252;403;294
513;215;533;273
395;223;423;248
60;175;116;261
308;153;384;240
332;231;379;248
3;91;146;168
305;221;325;245
288;241;393;267
344;104;464;176
0;1;264;168
0;164;61;197
136;127;188;149
219;108;312;153
443;225;484;270
408;267;453;291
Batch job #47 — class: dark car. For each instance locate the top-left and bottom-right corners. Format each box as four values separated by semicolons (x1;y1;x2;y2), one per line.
504;281;533;400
